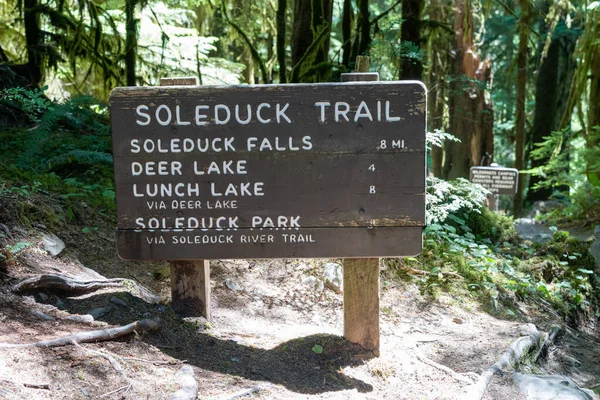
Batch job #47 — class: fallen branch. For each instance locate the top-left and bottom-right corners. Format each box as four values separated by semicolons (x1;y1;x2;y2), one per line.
0;319;158;349
170;365;198;400
1;378;50;390
324;280;343;295
463;325;541;400
12;274;125;296
122;356;186;366
72;341;132;398
415;354;477;385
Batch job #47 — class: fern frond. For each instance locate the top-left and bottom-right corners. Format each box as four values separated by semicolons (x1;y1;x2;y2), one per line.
44;150;113;171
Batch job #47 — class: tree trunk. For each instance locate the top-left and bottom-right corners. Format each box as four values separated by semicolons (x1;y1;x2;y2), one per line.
588;39;600;186
513;0;530;215
427;0;449;177
341;0;353;68
125;0;138;86
292;0;313;71
400;0;422;80
24;0;42;86
356;0;370;57
276;0;287;83
443;0;493;180
526;38;559;202
291;0;333;82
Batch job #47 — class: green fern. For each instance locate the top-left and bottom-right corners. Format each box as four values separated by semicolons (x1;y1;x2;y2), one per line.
16;95;110;170
45;150;113;170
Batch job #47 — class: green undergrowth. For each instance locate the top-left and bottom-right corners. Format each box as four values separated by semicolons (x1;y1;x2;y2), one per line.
385;178;599;324
0;89;116;236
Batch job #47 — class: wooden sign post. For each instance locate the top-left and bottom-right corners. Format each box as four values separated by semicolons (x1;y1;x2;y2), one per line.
469;164;518;211
160;77;211;320
109;70;426;350
341;57;381;353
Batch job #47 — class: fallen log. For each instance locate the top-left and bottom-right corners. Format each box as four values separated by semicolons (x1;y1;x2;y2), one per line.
0;319;158;349
463;324;541;400
12;274;125;296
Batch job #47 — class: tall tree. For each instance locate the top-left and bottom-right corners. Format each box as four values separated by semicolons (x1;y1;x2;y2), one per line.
442;0;493;180
23;0;43;86
526;35;560;202
276;0;287;82
513;0;530;214
400;0;423;79
341;0;353;68
426;0;452;177
290;0;333;82
125;0;138;86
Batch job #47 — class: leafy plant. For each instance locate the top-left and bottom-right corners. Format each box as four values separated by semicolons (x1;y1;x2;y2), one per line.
0;86;54;122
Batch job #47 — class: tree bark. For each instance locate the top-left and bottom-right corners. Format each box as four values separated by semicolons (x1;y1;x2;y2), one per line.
588;40;600;186
24;0;42;86
400;0;423;80
356;0;370;57
292;0;313;71
443;0;493;180
526;38;559;202
514;0;530;215
291;0;333;82
125;0;138;86
276;0;287;83
341;0;353;68
427;0;449;177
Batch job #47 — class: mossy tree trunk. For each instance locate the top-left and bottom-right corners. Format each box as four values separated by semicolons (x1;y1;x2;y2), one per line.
291;0;333;82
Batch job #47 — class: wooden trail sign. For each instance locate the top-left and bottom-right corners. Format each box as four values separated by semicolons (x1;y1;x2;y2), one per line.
469;166;519;195
110;82;426;260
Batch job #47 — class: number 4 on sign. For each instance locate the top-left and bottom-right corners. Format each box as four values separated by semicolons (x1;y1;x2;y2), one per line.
369;164;376;172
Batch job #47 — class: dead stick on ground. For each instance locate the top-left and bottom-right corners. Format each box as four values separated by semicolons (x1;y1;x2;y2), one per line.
72;341;132;397
0;319;158;349
1;378;50;390
121;356;187;366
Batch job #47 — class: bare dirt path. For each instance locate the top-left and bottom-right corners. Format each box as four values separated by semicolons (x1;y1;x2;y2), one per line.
0;218;599;399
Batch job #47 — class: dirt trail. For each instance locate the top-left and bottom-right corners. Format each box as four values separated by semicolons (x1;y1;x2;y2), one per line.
0;217;599;399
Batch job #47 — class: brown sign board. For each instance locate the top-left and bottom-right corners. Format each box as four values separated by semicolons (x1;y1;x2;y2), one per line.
110;82;426;260
469;166;519;195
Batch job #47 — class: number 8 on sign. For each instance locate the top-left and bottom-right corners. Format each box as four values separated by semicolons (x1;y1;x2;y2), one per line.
369;185;376;194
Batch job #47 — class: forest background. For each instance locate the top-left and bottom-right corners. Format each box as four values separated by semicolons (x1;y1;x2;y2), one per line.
1;0;599;215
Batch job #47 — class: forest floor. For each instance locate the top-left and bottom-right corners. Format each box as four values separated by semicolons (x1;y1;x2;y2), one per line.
0;199;599;400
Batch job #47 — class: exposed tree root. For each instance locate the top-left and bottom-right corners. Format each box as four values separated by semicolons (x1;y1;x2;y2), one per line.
170;365;198;400
11;274;125;296
463;324;542;400
0;319;158;349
